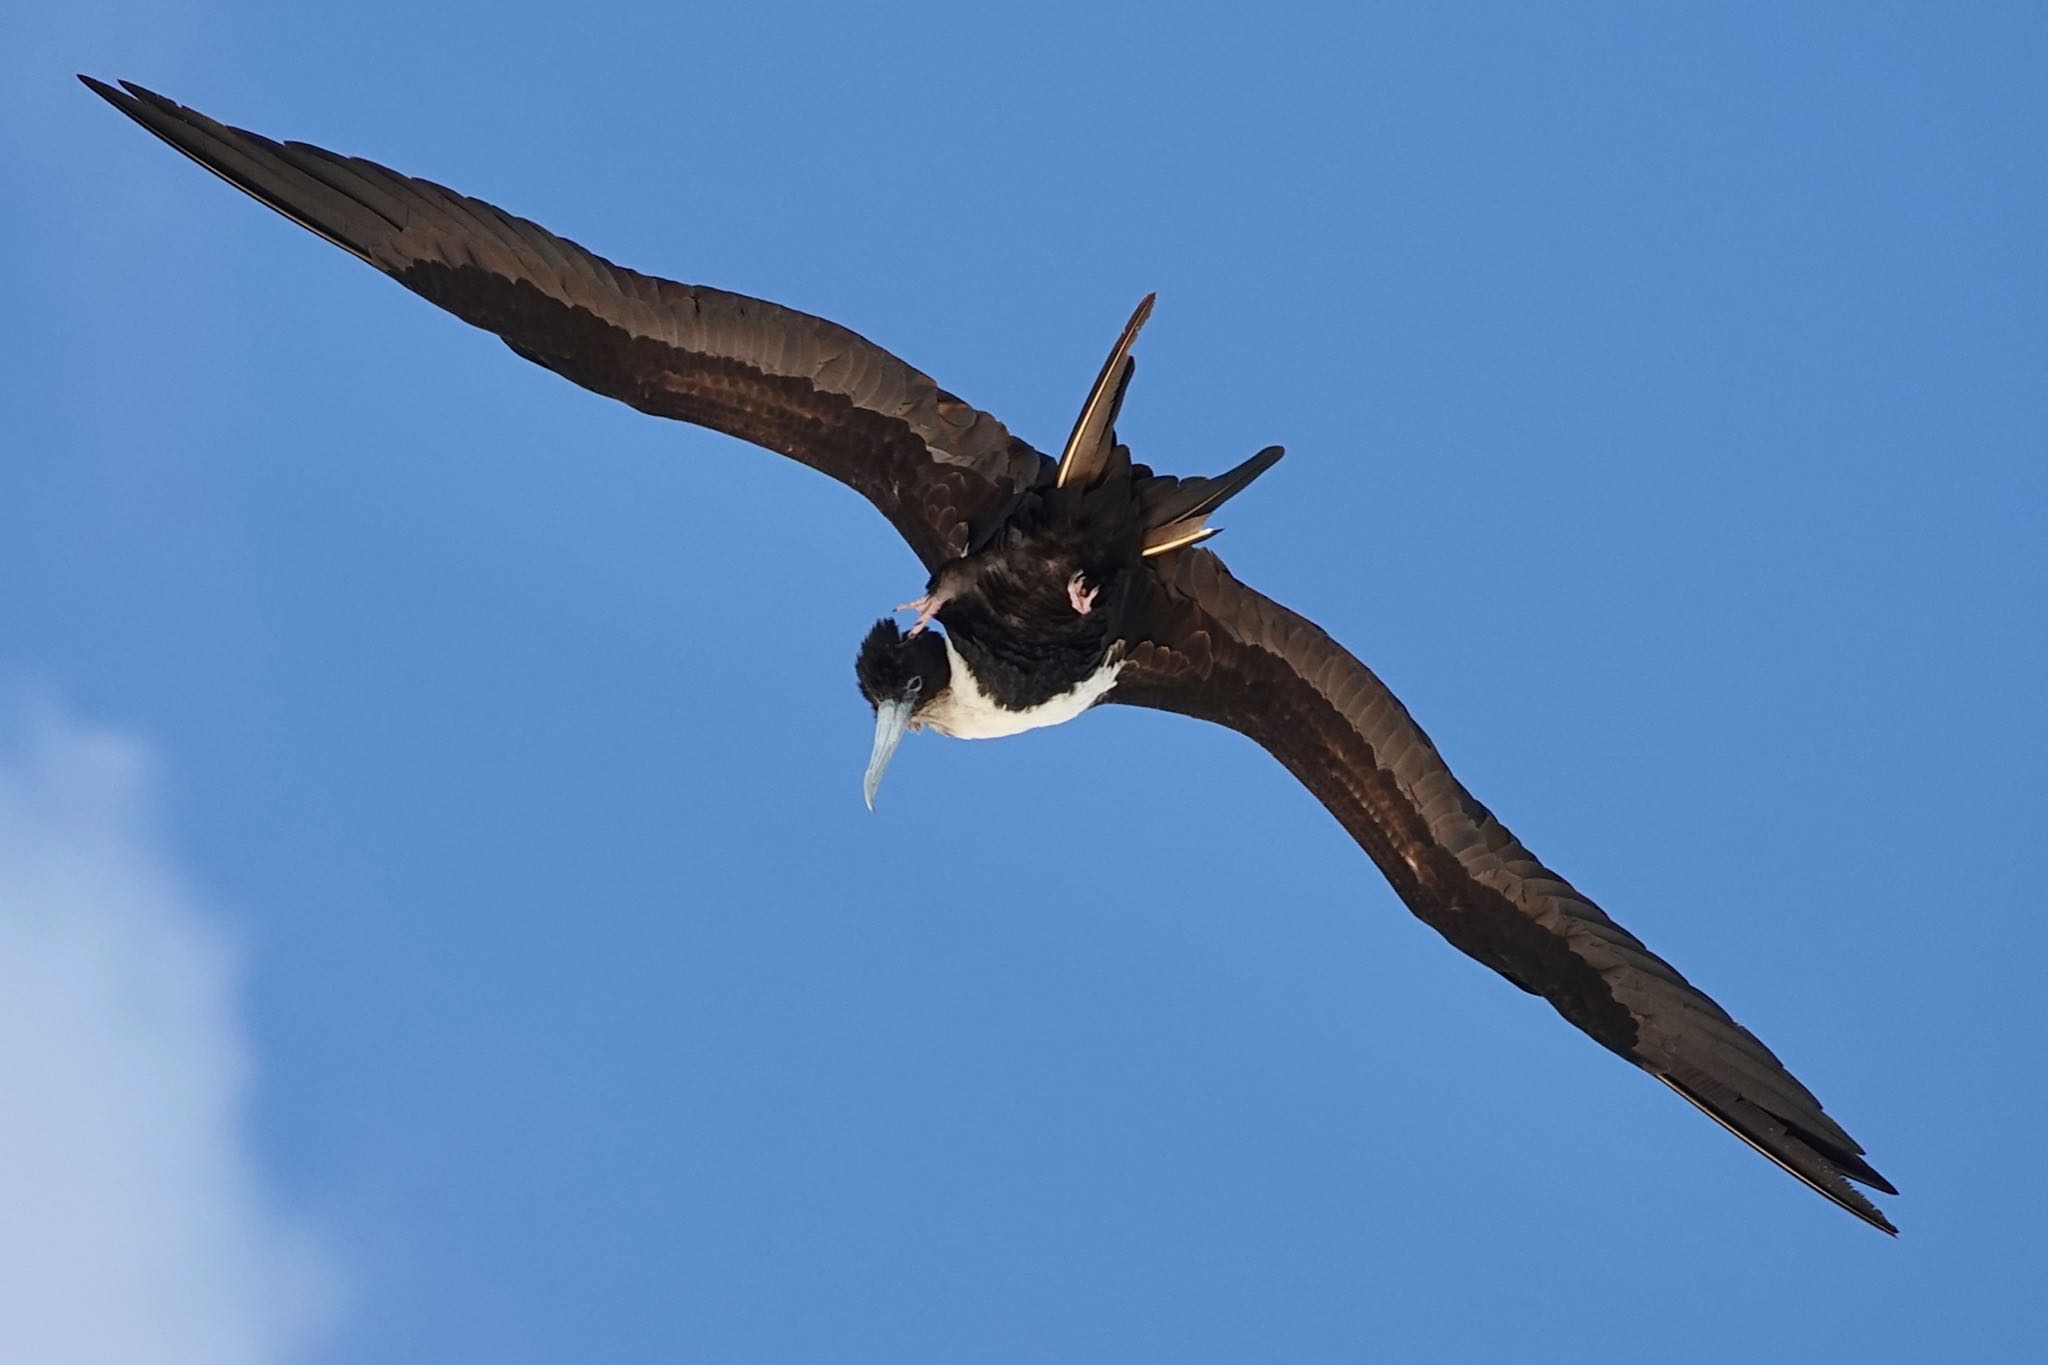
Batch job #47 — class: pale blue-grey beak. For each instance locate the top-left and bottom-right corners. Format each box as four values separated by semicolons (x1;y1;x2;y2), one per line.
862;694;916;811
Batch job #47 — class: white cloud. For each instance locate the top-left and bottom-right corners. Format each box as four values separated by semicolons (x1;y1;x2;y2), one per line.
0;698;338;1365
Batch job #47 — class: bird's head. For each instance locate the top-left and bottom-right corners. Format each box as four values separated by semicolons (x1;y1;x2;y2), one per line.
854;618;951;809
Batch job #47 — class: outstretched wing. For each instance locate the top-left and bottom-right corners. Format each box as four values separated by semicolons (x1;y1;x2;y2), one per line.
83;78;1048;569
1113;549;1897;1233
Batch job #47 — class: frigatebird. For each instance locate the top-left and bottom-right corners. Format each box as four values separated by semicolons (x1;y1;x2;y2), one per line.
83;76;1897;1234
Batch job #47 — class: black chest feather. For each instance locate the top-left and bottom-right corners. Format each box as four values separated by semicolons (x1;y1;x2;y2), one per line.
933;483;1143;710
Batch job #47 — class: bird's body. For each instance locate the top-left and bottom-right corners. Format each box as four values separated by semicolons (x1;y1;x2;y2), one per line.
84;76;1898;1234
925;478;1144;719
913;461;1151;732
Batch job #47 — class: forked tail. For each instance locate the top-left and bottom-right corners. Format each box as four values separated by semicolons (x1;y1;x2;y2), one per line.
1054;294;1285;555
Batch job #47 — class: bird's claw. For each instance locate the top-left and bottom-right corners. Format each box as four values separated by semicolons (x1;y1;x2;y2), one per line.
1067;573;1099;616
897;594;942;637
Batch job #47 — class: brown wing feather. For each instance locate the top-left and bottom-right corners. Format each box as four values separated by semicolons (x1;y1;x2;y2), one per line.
83;77;1046;569
1113;548;1896;1233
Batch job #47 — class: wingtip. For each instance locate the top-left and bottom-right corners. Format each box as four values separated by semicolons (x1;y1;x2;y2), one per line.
1854;1200;1900;1237
79;75;165;117
1656;1074;1898;1237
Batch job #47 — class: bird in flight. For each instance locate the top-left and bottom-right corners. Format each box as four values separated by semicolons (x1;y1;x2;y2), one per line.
83;76;1897;1233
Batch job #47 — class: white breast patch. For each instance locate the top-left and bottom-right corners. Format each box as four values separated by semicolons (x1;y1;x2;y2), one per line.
918;635;1124;740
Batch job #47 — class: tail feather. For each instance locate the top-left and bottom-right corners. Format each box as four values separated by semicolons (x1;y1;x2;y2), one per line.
1141;444;1284;528
1055;294;1155;490
1140;517;1224;557
1137;444;1284;555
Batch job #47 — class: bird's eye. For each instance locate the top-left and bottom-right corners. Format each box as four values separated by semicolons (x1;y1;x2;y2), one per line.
904;677;923;698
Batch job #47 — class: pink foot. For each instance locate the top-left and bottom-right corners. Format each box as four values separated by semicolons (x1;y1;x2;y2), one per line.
896;594;946;636
1067;573;1099;616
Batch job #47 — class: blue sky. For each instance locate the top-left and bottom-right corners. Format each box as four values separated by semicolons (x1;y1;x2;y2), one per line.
4;2;2045;1361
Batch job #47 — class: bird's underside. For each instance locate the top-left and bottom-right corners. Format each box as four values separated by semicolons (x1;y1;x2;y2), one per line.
84;76;1897;1233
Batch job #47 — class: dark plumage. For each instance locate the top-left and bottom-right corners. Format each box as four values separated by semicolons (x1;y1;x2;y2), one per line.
85;76;1897;1233
921;436;1280;713
854;621;949;716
